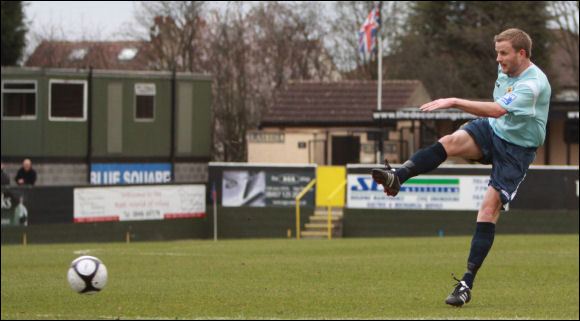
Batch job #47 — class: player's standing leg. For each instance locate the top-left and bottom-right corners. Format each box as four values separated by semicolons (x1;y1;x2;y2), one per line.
445;186;502;307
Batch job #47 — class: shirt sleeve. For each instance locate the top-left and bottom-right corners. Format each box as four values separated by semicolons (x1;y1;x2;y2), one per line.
495;81;538;117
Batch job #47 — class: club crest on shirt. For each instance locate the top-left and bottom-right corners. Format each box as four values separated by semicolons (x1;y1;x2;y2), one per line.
507;87;513;93
500;92;517;105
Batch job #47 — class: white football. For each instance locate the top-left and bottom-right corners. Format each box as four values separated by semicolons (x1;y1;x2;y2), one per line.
67;255;108;294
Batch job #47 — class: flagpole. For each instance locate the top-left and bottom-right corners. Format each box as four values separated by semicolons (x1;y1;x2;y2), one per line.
376;2;383;164
376;1;383;112
377;38;382;112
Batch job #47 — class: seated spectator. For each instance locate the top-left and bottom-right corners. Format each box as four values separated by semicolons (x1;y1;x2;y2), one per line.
1;161;9;186
15;158;37;186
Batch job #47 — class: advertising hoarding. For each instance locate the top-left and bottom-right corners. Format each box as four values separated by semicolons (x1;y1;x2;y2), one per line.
74;184;205;222
90;163;172;185
210;163;316;207
347;174;490;210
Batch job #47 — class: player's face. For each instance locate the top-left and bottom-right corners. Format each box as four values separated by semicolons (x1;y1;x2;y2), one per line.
495;41;526;77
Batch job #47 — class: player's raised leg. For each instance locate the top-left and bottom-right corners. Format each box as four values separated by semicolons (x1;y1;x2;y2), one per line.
372;129;483;195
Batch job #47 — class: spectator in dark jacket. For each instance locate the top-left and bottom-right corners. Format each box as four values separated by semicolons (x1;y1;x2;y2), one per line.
15;158;37;186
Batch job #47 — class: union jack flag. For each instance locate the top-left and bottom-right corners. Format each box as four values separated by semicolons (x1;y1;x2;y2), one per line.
359;3;381;53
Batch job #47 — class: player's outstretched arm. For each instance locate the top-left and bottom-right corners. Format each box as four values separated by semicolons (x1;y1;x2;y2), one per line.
420;98;507;118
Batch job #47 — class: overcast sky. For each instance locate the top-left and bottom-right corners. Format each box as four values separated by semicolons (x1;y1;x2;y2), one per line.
26;1;136;38
22;1;579;63
24;1;134;58
23;1;236;61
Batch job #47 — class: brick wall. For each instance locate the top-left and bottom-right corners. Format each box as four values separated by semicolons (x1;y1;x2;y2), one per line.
3;162;87;186
174;162;208;183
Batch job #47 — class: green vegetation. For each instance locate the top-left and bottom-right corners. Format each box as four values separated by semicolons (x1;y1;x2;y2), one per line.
1;1;28;66
2;234;578;319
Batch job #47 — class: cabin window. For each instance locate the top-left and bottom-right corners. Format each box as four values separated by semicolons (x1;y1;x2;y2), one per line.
1;81;37;119
134;83;155;121
49;79;87;121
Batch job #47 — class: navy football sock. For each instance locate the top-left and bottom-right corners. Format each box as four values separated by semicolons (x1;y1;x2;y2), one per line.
462;222;496;289
395;142;447;184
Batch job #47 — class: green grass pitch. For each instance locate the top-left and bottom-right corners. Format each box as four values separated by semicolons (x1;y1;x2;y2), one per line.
1;234;578;320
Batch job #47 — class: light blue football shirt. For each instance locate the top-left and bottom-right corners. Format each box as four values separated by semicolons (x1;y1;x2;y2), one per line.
490;63;551;148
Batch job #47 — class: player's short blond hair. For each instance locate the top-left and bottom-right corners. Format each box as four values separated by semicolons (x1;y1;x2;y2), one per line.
494;28;532;58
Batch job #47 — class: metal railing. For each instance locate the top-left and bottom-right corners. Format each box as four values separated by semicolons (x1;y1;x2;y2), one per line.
326;179;347;239
295;179;316;239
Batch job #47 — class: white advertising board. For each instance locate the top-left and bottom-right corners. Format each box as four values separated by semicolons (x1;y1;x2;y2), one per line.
348;174;490;210
74;185;205;223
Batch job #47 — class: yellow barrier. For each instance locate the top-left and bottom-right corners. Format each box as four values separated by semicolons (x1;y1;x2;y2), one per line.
295;178;316;239
316;166;346;207
326;180;347;239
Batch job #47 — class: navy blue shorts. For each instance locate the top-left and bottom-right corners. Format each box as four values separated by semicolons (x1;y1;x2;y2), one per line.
460;119;537;205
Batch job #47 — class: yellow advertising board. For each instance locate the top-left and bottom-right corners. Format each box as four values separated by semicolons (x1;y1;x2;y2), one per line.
316;166;346;207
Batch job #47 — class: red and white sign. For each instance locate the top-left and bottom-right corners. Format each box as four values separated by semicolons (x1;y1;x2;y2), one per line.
74;185;205;223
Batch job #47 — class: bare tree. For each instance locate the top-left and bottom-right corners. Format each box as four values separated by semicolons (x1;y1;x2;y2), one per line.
205;4;253;161
328;1;407;79
134;1;207;72
205;2;336;161
249;2;336;86
549;1;579;93
132;1;334;161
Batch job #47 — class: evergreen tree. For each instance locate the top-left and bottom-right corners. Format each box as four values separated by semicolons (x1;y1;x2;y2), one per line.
388;1;554;99
1;1;27;66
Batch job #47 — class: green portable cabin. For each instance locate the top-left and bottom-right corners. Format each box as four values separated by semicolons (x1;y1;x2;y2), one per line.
1;67;212;184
